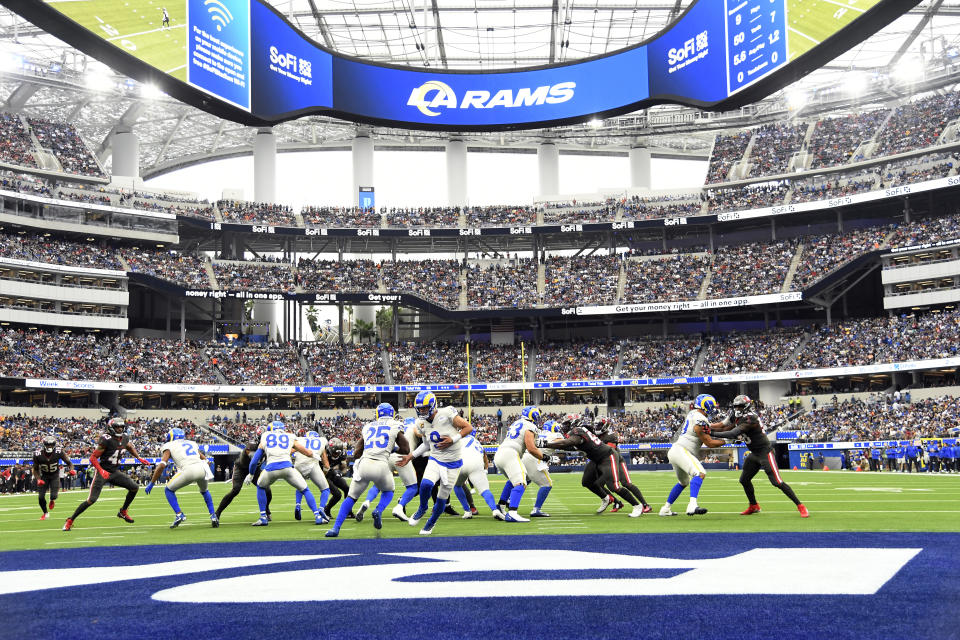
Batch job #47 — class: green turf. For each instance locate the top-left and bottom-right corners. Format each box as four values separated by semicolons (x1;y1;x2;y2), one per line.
2;470;958;551
786;0;884;61
48;0;188;80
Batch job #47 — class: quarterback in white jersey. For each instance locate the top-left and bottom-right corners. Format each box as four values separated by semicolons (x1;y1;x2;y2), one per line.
661;395;725;517
453;435;505;520
145;428;218;528
520;419;563;517
249;421;325;526
292;431;330;522
397;391;473;535
494;406;549;522
325;404;409;537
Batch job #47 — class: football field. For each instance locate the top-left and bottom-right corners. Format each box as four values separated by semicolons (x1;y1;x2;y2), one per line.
2;470;958;639
786;0;884;60
48;0;188;80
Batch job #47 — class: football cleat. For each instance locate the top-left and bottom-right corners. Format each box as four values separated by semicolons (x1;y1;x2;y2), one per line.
40;512;49;521
596;495;612;514
356;500;370;523
658;505;678;517
642;504;652;514
443;505;459;516
317;508;330;524
294;505;302;521
210;516;219;528
611;501;623;513
418;523;435;535
117;510;134;523
629;505;645;518
266;513;272;522
740;504;762;515
798;504;810;518
391;504;409;522
461;511;473;519
505;511;530;523
314;514;325;525
372;511;382;530
530;509;550;518
62;518;73;531
686;507;708;516
324;529;339;538
48;499;55;511
492;509;506;521
252;516;269;526
470;507;478;516
170;513;186;528
408;507;426;526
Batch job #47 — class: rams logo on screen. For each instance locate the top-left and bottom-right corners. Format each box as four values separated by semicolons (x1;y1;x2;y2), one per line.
407;80;576;116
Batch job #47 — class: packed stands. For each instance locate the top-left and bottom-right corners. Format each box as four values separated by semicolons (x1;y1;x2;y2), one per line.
808;110;889;169
791;174;877;203
543;254;621;307
27;118;104;177
622;254;712;303
705;131;752;184
470;343;527;382
385;207;460;227
295;258;379;292
709;239;798;298
0;114;37;168
874;93;960;157
620;196;702;221
301;343;385;384
207;343;304;385
791;225;892;290
467;259;538;308
748;123;808;177
381;259;461;308
218;200;297;226
465;205;536;227
124;249;211;289
542;201;616;224
213;261;295;293
388;341;466;383
535;340;619;381
302;206;381;227
706;182;789;212
618;337;701;379
700;329;804;374
0;231;121;270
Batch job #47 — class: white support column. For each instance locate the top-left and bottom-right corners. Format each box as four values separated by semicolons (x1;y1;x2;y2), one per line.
629;146;652;190
352;134;374;207
446;139;467;207
111;129;139;179
253;128;277;204
538;142;559;198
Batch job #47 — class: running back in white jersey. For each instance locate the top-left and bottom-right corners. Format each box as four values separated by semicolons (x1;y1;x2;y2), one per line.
420;406;464;463
294;434;328;469
360;417;403;462
160;439;204;469
259;429;296;466
499;418;538;455
674;409;710;455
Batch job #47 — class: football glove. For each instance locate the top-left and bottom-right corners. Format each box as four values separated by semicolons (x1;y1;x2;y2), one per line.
144;482;154;495
36;478;45;487
243;474;253;485
98;468;111;480
68;469;77;476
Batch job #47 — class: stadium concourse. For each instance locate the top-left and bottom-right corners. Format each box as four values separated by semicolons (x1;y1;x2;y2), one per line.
5;0;960;637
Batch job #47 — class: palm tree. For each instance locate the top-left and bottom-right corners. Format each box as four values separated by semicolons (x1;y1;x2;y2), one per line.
351;319;375;344
375;306;393;341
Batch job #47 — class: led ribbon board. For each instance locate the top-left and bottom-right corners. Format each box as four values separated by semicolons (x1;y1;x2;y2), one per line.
24;0;914;130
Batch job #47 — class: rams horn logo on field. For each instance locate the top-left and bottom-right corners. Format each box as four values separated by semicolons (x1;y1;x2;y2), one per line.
406;80;456;116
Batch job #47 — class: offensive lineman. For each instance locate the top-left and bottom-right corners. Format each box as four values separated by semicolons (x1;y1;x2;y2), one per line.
145;427;218;528
293;430;331;522
493;406;549;522
710;395;810;518
660;394;727;516
33;435;76;520
519;418;562;517
453;434;506;520
63;418;150;531
248;421;325;526
215;435;272;522
398;391;473;535
325;403;409;537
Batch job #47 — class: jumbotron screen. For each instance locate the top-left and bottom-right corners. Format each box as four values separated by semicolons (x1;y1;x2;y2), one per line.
34;0;902;129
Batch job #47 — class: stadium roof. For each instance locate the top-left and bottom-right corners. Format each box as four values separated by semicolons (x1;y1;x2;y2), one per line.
1;1;959;178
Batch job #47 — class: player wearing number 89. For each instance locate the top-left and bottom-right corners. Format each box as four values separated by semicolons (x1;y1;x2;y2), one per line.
325;403;410;537
145;428;218;528
63;417;151;531
293;430;331;523
397;391;474;535
248;421;325;526
494;406;549;522
660;394;726;517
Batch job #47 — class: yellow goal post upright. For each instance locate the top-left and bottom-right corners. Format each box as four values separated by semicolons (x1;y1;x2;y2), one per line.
521;341;526;406
466;342;471;422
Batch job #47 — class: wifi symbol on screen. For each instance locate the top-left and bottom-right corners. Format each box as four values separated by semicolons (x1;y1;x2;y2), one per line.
205;0;233;31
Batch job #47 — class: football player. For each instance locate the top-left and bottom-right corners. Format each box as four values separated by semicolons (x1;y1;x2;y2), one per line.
709;395;809;518
63;418;150;531
248;421;325;526
396;391;473;535
493;406;549;523
33;435;76;520
659;394;727;516
145;428;218;528
453;434;506;520
519;418;562;517
548;414;646;517
215;435;272;522
325;403;409;537
357;416;420;523
324;437;354;518
293;430;331;523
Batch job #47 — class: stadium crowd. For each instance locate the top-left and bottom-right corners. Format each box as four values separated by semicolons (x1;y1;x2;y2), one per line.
301;342;385;384
622;255;711;303
0;231;122;271
700;328;805;374
874;93;960;157
467;259;538;308
0;114;37;168
301;206;381;228
385;207;461;227
706;182;790;212
381;259;461;308
123;249;211;289
28;117;104;177
218;200;298;226
708;239;798;297
808;110;889;169
706;131;752;183
543;254;621;307
295;258;379;292
748;123;808;177
212;261;296;293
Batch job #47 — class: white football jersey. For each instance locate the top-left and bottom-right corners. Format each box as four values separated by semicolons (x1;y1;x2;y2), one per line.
160;439;204;469
294;434;328;469
498;418;538;455
537;428;563;457
259;429;297;466
674;409;710;455
420;406;464;463
462;435;484;465
360;417;403;462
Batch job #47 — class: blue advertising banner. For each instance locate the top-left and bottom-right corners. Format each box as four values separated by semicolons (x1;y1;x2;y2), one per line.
725;0;789;94
646;0;728;103
186;0;251;110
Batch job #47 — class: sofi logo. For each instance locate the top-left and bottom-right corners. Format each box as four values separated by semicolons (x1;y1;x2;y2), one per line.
407;80;576;116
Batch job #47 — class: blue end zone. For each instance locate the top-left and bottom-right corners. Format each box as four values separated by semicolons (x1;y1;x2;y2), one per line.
2;533;957;640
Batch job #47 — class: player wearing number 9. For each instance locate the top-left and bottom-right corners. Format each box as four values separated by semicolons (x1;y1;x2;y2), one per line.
145;427;219;528
248;421;326;526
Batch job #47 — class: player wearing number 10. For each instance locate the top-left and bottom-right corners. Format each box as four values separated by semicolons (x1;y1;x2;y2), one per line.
325;403;410;537
248;421;326;526
145;428;219;528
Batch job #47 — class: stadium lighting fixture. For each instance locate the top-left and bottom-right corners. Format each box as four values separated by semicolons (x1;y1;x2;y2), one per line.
140;83;163;100
893;56;923;83
85;72;112;92
588;119;602;129
0;52;22;72
785;87;807;110
845;72;869;96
